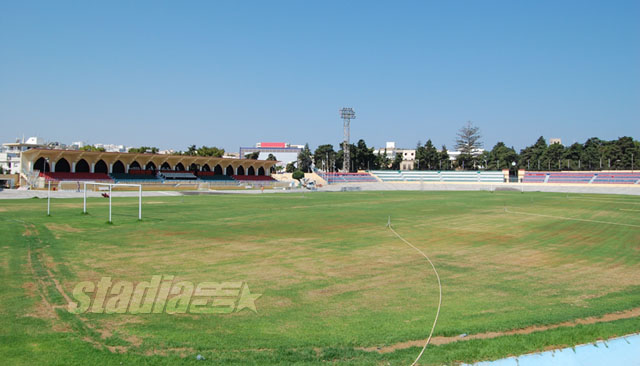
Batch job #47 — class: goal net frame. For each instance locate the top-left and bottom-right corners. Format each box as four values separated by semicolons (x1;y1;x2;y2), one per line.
82;182;143;223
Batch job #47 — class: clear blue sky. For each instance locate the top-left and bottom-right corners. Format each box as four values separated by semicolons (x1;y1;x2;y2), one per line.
1;0;638;153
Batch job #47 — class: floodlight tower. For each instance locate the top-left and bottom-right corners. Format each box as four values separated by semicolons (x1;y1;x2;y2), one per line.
340;108;355;172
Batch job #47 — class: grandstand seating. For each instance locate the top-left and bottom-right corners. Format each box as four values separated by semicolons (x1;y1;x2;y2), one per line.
523;171;640;184
370;170;504;183
232;175;275;181
110;172;161;183
522;172;547;183
318;172;378;184
546;172;594;184
128;169;154;175
40;172;113;182
196;172;236;181
593;173;640;184
159;170;197;180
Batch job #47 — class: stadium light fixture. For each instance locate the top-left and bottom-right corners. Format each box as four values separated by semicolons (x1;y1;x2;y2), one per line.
340;108;355;172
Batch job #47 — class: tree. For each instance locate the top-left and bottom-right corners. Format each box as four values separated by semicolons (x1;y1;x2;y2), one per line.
186;145;198;156
297;143;313;172
439;145;450;170
376;150;391;170
391;153;403;170
483;142;518;172
354;139;376;171
542;142;565;170
292;170;305;181
80;145;106;152
519;136;547;170
455;153;475;170
128;146;158;153
313;144;335;170
197;146;225;157
245;152;260;160
285;162;296;173
455;121;483;155
417;140;439;169
266;154;277;161
563;143;583;170
335;143;357;172
582;137;603;170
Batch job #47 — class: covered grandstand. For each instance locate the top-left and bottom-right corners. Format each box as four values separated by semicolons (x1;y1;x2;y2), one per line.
21;149;278;188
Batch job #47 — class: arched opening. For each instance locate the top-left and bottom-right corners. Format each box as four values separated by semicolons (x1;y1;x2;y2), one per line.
94;160;108;174
247;166;255;176
189;163;198;171
236;166;245;175
202;164;211;172
34;157;50;172
258;167;265;176
175;163;185;171
270;166;276;174
225;165;234;176
161;162;171;171
55;158;71;173
214;164;223;175
112;161;125;174
129;161;141;171
145;162;156;171
75;159;90;173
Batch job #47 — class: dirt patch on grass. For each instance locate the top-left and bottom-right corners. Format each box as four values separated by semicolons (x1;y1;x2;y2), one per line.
44;223;84;238
145;347;196;357
22;223;39;237
361;306;640;353
96;317;144;347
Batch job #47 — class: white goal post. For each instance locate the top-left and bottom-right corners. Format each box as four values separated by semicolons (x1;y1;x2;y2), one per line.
82;182;143;223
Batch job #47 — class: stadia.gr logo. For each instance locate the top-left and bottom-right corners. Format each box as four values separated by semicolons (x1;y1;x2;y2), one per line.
67;275;261;315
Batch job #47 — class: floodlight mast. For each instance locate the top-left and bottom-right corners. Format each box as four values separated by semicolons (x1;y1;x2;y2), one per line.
340;108;355;172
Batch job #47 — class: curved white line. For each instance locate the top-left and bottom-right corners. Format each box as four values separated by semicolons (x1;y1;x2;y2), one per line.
388;220;442;366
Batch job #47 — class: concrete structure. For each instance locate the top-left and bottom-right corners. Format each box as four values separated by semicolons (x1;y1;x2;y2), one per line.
373;142;416;170
94;143;128;152
20;148;278;186
0;137;48;174
239;142;303;168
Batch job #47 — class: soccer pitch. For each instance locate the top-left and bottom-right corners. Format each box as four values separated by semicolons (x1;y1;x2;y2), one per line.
1;191;639;365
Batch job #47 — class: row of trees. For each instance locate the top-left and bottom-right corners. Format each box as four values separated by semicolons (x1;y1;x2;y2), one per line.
291;121;639;172
127;145;225;157
517;136;638;171
183;145;225;157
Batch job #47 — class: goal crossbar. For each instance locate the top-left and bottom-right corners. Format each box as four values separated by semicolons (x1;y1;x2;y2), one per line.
83;182;142;222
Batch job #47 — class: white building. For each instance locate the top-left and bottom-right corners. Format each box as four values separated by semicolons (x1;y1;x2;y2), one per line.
373;141;487;170
239;142;303;168
373;142;416;170
0;137;48;174
94;143;128;152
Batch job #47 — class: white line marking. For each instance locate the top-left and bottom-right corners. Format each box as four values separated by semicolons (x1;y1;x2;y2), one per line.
505;208;640;228
387;218;442;366
566;197;640;205
620;208;640;213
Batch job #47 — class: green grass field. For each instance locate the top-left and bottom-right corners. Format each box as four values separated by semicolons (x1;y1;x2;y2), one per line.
1;191;639;365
